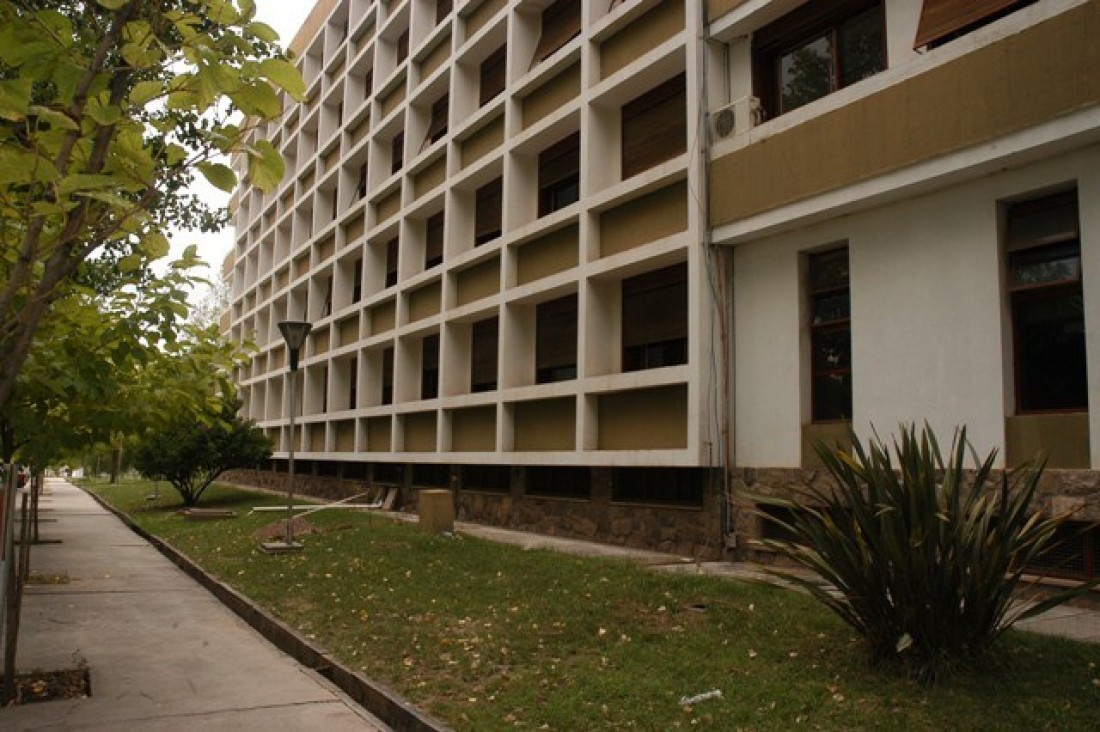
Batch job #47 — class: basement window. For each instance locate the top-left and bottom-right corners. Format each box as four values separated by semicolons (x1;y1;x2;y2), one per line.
526;465;590;499
611;467;706;507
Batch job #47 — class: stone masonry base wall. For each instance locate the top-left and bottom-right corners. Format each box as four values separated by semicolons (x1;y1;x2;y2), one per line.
222;467;726;560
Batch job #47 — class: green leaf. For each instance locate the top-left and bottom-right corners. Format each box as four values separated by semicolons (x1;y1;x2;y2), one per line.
246;139;284;193
29;105;79;131
198;161;237;193
243;21;278;43
35;10;75;47
87;101;122;126
202;0;240;25
129;80;163;105
143;231;171;259
59;174;120;195
258;58;305;101
96;0;131;10
0;78;34;121
230;81;281;118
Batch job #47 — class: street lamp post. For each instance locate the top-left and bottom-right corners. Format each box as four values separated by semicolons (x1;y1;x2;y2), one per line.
263;320;312;553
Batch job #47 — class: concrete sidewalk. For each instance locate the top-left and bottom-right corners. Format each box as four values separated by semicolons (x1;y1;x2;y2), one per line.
1;479;388;731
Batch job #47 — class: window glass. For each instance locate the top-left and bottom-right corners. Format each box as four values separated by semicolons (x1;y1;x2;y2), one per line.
1009;244;1081;289
621;74;687;179
538;132;580;216
475;177;503;245
380;347;394;404
479;46;506;106
808;248;852;422
425;212;444;270
1007;190;1086;413
756;1;885;118
471;317;499;392
1013;293;1086;411
839;6;885;87
622;264;688;372
421;334;440;400
779;34;834;114
536;294;578;383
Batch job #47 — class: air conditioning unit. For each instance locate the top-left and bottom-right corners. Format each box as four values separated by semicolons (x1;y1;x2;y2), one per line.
709;96;762;141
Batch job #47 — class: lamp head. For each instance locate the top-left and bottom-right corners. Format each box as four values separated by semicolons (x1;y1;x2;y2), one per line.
278;320;312;370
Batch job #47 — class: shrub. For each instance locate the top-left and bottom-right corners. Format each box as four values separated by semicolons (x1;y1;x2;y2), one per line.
134;396;271;506
755;424;1097;683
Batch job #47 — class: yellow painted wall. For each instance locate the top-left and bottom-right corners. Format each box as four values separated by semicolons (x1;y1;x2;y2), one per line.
710;4;1100;225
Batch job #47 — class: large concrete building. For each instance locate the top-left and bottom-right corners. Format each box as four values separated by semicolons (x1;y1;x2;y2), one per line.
226;0;1100;575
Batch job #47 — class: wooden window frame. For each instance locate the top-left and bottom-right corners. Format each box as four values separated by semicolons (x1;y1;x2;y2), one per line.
808;247;852;423
471;316;499;392
752;0;885;119
384;237;399;288
348;356;358;409
914;0;1034;49
424;94;449;148
479;45;507;107
424;211;444;270
531;0;581;67
537;131;580;217
535;294;578;384
1006;190;1086;414
622;263;688;372
621;73;687;179
355;163;368;200
380;347;394;405
474;177;503;245
436;0;453;25
391;130;404;175
421;333;440;400
396;28;409;64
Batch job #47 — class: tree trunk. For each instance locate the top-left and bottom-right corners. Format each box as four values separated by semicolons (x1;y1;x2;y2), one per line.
1;493;30;704
110;445;122;484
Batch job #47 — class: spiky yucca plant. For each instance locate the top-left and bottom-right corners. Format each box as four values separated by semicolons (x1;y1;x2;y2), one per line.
756;424;1097;682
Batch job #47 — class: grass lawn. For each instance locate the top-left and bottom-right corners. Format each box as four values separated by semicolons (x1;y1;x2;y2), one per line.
86;480;1100;730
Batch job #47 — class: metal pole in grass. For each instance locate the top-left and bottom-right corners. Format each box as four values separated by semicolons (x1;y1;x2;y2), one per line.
263;320;312;554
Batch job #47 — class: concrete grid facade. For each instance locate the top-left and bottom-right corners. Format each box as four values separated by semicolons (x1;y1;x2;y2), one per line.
227;0;1100;568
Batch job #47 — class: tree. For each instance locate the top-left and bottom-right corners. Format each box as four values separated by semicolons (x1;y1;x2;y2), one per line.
0;0;303;418
0;247;245;470
134;394;271;506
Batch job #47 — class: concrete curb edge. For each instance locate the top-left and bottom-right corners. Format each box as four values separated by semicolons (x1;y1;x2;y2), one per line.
83;488;450;732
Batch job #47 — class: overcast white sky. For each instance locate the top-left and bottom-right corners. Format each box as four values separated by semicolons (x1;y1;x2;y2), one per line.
172;1;313;299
